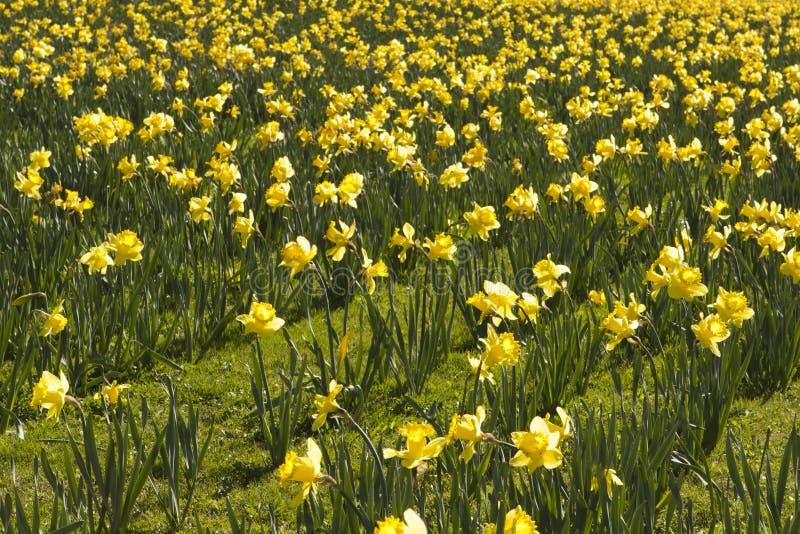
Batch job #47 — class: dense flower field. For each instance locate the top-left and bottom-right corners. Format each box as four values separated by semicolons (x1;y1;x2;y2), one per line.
3;0;800;531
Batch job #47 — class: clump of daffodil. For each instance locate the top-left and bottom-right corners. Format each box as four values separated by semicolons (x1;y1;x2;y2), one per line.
278;438;327;507
31;370;80;420
532;254;570;299
644;241;708;301
374;509;427;534
482;506;540;534
383;422;446;469
280;236;318;278
236;301;285;337
312;380;343;431
446;406;486;461
599;294;646;351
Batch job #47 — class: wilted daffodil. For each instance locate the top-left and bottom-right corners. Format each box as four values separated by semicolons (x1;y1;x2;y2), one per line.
312;380;342;431
482;506;540;534
278;438;325;507
39;303;68;337
107;230;144;265
93;380;130;406
280;236;318;278
236;301;285;337
383;422;446;469
446;406;486;461
510;416;563;472
375;509;427;534
532;254;570;299
31;370;76;420
691;313;730;356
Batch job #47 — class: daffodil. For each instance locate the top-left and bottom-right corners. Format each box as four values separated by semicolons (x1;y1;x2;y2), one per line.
362;250;389;294
188;196;213;223
446;406;486;461
503;184;538;220
265;182;291;212
39;303;68;337
337;172;364;207
270;156;295;182
591;468;624;498
80;244;114;275
780;247;800;283
389;223;416;262
375;509;427;534
423;233;456;262
280;236;317;278
691;313;730;356
236;301;285;337
710;288;754;327
31;370;71;420
232;210;256;248
464;203;500;241
510;416;563;472
482;506;540;534
383;422;446;469
325;220;356;261
278;438;324;507
312;380;343;431
532;255;570;299
94;380;131;406
626;205;652;234
667;264;708;300
107;230;144;265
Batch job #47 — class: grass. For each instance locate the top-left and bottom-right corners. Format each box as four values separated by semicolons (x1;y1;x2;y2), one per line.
4;293;800;531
